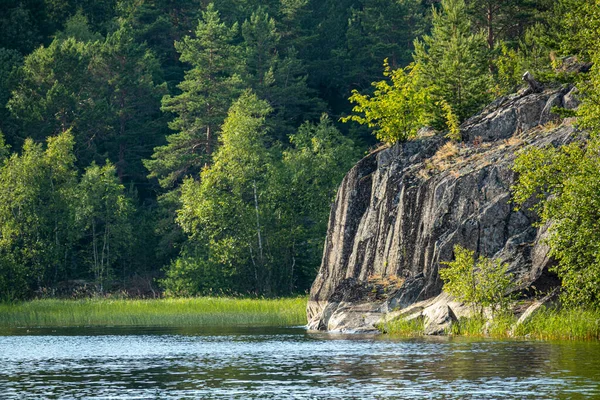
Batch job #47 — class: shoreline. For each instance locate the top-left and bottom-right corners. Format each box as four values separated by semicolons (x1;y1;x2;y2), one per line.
0;297;308;329
378;307;600;341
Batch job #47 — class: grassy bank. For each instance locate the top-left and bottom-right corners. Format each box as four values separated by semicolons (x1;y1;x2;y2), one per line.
381;307;600;341
0;297;308;328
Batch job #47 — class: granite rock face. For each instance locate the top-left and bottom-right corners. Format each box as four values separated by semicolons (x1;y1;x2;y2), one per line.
307;87;577;332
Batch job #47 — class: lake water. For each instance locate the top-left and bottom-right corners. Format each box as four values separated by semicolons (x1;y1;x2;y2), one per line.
0;326;599;399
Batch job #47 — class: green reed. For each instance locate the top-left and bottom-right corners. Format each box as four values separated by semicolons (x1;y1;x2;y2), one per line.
0;297;308;328
513;307;600;341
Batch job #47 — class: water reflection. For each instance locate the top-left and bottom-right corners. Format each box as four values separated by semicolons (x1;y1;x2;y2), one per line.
0;327;599;399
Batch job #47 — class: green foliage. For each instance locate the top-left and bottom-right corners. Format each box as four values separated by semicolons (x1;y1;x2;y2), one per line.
577;52;600;133
0;48;22;135
175;91;274;294
0;297;308;328
341;0;427;89
90;23;168;187
466;0;551;49
0;2;42;54
241;8;324;140
0;131;9;162
0;132;78;298
450;312;516;337
8;26;167;190
512;139;600;308
8;38;94;141
440;99;461;141
75;162;133;293
2;0;593;300
550;0;600;60
378;316;424;336
342;61;429;144
145;3;243;189
55;11;103;42
513;306;600;340
494;24;554;94
274;116;358;289
440;245;514;315
414;0;493;127
166;93;357;296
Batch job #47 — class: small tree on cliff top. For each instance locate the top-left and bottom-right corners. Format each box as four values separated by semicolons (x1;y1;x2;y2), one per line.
342;60;429;145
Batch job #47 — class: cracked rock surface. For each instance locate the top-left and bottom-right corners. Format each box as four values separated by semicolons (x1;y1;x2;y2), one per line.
307;87;577;332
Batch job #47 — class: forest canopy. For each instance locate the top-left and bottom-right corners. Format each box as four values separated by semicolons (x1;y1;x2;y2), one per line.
0;0;596;300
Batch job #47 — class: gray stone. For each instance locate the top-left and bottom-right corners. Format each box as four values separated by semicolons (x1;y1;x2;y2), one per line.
308;87;578;332
563;86;580;110
515;288;560;326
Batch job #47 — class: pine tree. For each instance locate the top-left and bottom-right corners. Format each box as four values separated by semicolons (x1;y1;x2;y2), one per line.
241;8;324;140
414;0;492;128
8;38;95;143
145;3;243;190
465;0;550;49
90;22;168;189
342;0;427;90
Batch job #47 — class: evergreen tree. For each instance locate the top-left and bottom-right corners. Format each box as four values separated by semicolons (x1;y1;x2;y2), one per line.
465;0;551;49
0;2;43;54
90;23;168;190
0;48;23;141
0;131;9;162
9;22;167;191
8;38;96;143
241;8;324;140
551;0;599;60
55;11;103;42
342;0;427;89
414;0;492;128
145;3;243;190
116;0;200;91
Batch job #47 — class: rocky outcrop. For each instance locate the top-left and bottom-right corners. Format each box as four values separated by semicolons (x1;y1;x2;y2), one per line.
307;86;578;332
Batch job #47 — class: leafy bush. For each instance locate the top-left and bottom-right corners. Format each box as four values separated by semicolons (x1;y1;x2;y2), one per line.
440;245;514;315
342;60;429;145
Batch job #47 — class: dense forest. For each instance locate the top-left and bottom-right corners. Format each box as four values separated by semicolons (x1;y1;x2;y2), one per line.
0;0;598;302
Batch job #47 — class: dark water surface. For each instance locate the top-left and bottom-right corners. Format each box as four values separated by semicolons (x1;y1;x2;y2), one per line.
0;326;599;399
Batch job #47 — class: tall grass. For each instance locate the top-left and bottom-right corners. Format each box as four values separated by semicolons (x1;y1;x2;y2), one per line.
378;317;424;336
514;308;600;341
0;297;308;328
379;307;600;341
448;313;517;338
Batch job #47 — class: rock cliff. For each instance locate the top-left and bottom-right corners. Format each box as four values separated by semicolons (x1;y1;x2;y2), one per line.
307;86;580;332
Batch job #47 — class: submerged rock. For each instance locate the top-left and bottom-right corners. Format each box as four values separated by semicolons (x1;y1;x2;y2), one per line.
307;87;578;333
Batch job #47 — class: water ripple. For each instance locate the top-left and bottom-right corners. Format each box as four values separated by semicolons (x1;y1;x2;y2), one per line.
0;328;599;399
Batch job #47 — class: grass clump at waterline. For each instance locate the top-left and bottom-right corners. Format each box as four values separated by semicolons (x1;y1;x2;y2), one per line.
514;307;600;341
377;316;424;336
379;307;600;341
0;297;308;328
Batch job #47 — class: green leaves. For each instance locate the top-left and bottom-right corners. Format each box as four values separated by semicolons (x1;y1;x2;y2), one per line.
414;0;492;127
146;3;243;189
0;131;77;297
513;139;600;307
75;162;133;292
343;61;429;144
165;93;357;296
440;245;514;315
